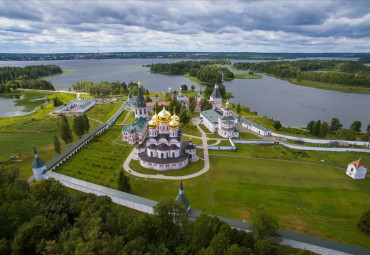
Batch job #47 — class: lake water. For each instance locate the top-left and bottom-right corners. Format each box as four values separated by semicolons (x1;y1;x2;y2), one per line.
0;58;369;130
0;95;32;118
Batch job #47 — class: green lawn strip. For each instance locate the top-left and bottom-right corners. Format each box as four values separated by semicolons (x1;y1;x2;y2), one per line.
239;132;261;139
114;110;129;124
233;73;262;79
79;93;93;99
207;133;224;139
56;126;134;189
198;124;210;133
124;111;135;124
129;158;204;176
181;124;202;137
207;139;218;145
217;140;231;146
85;102;122;122
208;144;370;169
182;135;203;145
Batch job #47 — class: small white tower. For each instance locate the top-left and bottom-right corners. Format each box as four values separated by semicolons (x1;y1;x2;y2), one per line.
31;146;46;181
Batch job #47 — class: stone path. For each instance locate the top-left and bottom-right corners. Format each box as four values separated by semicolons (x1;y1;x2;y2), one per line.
122;118;210;180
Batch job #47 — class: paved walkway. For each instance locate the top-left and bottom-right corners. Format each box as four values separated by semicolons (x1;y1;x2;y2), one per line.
122;119;210;180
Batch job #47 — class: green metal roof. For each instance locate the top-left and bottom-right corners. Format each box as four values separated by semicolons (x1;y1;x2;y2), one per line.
221;115;235;121
200;109;222;124
175;181;190;209
32;156;46;169
135;86;146;108
122;117;148;134
211;84;221;99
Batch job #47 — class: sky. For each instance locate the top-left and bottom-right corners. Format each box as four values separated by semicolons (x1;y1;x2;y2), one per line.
0;0;369;53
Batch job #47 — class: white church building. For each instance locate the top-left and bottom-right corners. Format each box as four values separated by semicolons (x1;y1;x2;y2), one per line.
346;159;367;179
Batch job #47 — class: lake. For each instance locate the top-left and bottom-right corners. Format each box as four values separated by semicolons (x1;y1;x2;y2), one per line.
0;58;369;130
0;95;33;118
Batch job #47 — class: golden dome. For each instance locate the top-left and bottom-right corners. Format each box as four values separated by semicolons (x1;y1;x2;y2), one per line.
151;112;158;120
171;112;180;122
158;106;171;121
148;118;157;129
169;119;179;129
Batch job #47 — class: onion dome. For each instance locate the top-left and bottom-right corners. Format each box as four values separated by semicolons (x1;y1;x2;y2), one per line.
169;119;179;129
225;100;230;110
171;112;180;122
148;118;157;129
158;106;171;121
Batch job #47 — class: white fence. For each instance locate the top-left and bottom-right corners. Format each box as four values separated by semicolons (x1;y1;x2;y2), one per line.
44;171;156;214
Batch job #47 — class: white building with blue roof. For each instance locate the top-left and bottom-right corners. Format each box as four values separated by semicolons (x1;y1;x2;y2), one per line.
200;101;239;138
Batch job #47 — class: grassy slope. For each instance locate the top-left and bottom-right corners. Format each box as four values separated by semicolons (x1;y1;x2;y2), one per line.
86;102;122;122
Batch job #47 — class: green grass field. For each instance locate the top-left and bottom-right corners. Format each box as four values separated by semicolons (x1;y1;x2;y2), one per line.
124;111;135;124
129;157;204;176
182;135;203;145
56;126;134;188
239;132;261;139
199;124;210;133
86;102;122;122
181;124;202;137
114;110;129;124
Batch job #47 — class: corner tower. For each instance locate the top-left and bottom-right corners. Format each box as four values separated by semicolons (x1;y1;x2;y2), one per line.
31;146;46;181
134;82;148;119
175;181;190;212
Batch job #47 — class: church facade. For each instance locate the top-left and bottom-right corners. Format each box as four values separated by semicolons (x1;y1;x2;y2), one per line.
136;106;197;170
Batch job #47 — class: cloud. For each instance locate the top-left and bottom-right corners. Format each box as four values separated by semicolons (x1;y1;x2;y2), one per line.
0;0;368;53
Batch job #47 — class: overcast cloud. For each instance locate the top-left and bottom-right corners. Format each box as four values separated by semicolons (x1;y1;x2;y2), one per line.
0;0;369;53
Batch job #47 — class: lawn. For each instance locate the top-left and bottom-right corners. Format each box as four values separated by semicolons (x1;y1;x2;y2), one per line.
199;124;210;133
125;155;370;248
85;102;122;122
56;126;134;189
129;157;204;176
124;111;135;124
239;132;261;139
207;133;224;139
182;135;203;145
181;124;202;137
114;110;129;124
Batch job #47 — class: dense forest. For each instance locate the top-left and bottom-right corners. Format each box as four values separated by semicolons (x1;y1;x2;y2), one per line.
0;65;61;92
0;167;315;255
232;60;370;87
72;81;149;97
149;60;234;84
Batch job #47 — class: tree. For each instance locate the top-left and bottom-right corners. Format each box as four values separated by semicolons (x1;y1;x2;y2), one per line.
73;116;84;137
181;84;188;92
338;128;355;140
236;103;241;114
60;115;72;144
210;232;229;255
179;108;190;125
367;124;370;133
350;121;362;133
312;120;321;136
201;98;212;111
329;118;342;133
273;121;282;131
189;97;196;113
306;121;315;133
319;121;329;138
53;96;63;107
191;85;195;91
251;212;280;242
82;114;90;132
357;209;370;235
53;135;61;154
118;170;131;193
145;95;152;102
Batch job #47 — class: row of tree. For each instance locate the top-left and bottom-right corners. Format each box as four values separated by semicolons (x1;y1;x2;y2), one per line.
71;81;149;97
306;118;369;140
148;60;231;75
0;169;319;255
0;79;55;93
232;60;370;87
58;114;90;147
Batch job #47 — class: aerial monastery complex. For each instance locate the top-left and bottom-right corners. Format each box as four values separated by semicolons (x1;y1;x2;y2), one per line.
122;82;197;170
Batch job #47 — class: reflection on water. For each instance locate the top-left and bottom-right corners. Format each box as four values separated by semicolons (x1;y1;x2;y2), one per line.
0;96;29;118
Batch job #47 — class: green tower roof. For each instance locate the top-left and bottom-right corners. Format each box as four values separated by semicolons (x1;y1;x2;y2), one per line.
211;84;221;99
32;146;46;169
135;84;146;108
175;181;190;210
